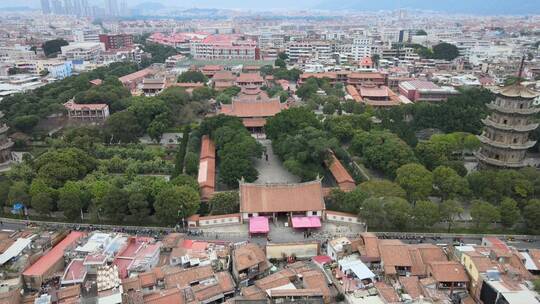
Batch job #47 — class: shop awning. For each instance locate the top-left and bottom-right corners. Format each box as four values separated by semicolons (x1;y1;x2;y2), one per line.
249;216;269;234
291;216;321;228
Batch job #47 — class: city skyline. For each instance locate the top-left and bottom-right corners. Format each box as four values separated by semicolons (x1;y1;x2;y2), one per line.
5;0;540;14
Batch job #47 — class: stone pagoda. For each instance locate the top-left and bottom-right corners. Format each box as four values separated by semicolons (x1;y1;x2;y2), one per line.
0;112;13;165
475;83;540;168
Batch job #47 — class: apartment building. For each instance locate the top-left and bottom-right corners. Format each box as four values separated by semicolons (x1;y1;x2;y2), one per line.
98;34;134;50
286;41;333;62
190;35;259;60
61;42;105;62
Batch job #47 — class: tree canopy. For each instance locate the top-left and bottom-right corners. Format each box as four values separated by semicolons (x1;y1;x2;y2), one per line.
42;39;68;57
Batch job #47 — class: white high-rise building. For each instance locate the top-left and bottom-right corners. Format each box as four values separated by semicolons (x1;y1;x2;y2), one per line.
51;0;63;14
41;0;51;14
106;0;119;16
64;0;73;15
120;0;128;16
350;37;373;61
73;0;82;16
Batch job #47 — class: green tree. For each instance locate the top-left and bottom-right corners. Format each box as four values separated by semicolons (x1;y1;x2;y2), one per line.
29;178;56;199
170;174;199;191
99;186;129;223
275;58;286;68
358;180;406;199
147;120;167;142
499;197;520;229
154;186;200;225
7;181;30;206
34;148;97;188
8;67;23;75
191;87;214;101
42;38;69;57
470;200;500;231
0;179;12;210
524;199;540;234
209;192;239;215
415;140;451;170
105;111;144;143
219;155;258;187
534;279;540;293
58;182;84;221
351;130;416;178
260;65;274;76
322;103;336;115
216;93;232;104
360;197;386;228
12;115;40;133
439;199;463;232
159;87;191;106
265;107;320;140
327;188;369;214
31;192;54;215
383;196;412;230
177;71;208;83
127;191;150;222
413;200;440;229
432;166;469;199
432;42;460;60
295;78;319;100
396;163;433;203
184;152;199;176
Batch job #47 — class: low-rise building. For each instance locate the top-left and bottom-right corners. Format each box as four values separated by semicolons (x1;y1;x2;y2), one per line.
197;135;216;201
61;42;105;62
219;92;287;131
398;80;459;102
22;231;85;289
232;243;270;286
64;100;110;121
99;34;134;51
239;180;325;224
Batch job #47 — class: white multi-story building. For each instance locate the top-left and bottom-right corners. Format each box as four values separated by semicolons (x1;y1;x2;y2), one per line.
257;33;285;49
468;44;515;66
61;42;105;62
447;39;491;58
73;28;101;42
286;41;333;62
0;45;37;62
350;37;373;61
427;28;463;44
190;35;258;60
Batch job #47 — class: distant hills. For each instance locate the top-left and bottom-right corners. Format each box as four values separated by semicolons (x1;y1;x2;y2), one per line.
314;0;540;15
133;2;166;11
0;6;33;11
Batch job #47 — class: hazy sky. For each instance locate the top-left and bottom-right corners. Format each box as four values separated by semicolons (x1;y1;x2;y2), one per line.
3;0;540;14
1;0;321;10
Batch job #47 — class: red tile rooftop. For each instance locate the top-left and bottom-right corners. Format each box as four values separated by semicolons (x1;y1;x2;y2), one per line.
220;98;286;119
400;80;441;90
64;100;108;111
236;73;264;83
119;68;155;84
62;259;86;283
23;231;85;277
359;86;390;98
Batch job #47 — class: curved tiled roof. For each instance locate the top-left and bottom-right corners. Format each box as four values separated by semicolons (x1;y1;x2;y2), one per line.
497;84;540;98
240;180;325;213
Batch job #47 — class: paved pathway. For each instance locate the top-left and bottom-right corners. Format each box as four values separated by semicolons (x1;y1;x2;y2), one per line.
254;139;300;184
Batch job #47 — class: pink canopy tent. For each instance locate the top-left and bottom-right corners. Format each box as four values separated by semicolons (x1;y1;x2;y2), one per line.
249;216;269;234
291;216;322;229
